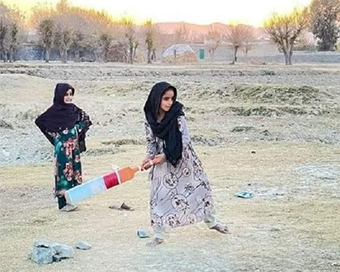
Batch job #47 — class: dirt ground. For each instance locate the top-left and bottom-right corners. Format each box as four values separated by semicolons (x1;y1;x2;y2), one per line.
0;61;340;272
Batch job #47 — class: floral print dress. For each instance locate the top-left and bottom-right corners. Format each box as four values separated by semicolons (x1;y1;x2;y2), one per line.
145;115;216;229
49;121;89;197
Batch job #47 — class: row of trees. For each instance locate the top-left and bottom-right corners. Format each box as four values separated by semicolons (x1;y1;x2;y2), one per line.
32;0;152;63
0;0;339;65
264;0;340;65
0;3;25;62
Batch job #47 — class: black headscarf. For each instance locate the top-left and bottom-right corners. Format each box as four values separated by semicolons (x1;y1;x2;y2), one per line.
144;81;184;167
35;83;89;147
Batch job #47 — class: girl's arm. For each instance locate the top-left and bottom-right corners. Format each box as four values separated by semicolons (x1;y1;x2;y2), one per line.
144;121;157;159
178;115;191;146
141;121;160;169
77;110;92;153
35;118;55;145
76;110;92;131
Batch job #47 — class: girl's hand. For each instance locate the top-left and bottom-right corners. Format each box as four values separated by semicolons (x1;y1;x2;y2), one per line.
141;154;166;170
141;157;151;171
153;154;166;165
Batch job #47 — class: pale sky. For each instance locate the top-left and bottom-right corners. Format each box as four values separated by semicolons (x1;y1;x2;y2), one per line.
7;0;312;26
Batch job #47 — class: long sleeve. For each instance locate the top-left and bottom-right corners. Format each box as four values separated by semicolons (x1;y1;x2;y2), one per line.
145;120;157;158
178;115;191;146
35;117;55;145
77;110;92;153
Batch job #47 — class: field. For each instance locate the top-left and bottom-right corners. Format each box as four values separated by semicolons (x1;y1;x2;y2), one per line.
0;61;340;271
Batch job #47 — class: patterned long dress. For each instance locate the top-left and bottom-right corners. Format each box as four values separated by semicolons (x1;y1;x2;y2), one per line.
48;121;89;197
145;115;216;229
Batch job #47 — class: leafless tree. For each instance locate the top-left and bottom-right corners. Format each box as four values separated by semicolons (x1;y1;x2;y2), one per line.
0;3;25;62
119;17;139;64
0;18;8;61
98;32;111;62
264;8;309;65
169;22;189;62
39;19;54;62
174;22;189;45
29;2;55;29
224;24;256;64
54;23;71;63
144;20;155;63
205;24;223;61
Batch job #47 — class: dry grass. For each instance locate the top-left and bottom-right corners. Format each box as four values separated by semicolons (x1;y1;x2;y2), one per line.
1;62;340;271
1;141;340;271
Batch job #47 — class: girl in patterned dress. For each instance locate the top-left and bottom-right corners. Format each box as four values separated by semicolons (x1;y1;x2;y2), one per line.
35;83;92;211
141;81;228;246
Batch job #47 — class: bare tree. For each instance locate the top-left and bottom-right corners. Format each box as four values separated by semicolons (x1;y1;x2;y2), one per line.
242;26;256;56
119;17;139;64
9;22;18;62
264;8;309;65
205;24;223;61
224;24;256;64
0;3;25;62
39;19;54;62
174;22;189;44
170;22;189;62
54;24;71;63
29;2;55;29
0;18;8;62
71;30;84;62
153;25;171;60
310;0;340;51
31;0;118;62
144;20;155;64
98;32;111;62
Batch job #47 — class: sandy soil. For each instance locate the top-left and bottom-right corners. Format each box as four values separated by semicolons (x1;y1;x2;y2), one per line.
0;61;340;272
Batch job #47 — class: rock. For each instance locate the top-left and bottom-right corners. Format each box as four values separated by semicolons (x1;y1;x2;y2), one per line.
29;246;55;264
52;243;74;259
76;241;92;250
29;240;74;265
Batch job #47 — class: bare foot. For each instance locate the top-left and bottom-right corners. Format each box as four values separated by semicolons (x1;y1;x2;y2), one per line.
146;238;164;247
210;223;229;234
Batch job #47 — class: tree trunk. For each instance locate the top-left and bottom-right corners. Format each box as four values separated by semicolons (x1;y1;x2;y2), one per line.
74;49;80;62
283;46;293;65
288;49;293;65
45;48;50;63
147;48;152;64
211;52;215;62
284;52;289;65
129;43;133;64
9;47;14;62
152;49;156;61
61;49;67;63
0;41;4;61
133;43;138;63
231;46;239;64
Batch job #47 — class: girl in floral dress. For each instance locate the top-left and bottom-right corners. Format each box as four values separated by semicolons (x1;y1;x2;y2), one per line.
35;83;92;211
141;81;228;246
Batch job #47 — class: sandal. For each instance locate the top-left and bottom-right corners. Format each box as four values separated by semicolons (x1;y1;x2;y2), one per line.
109;202;134;211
